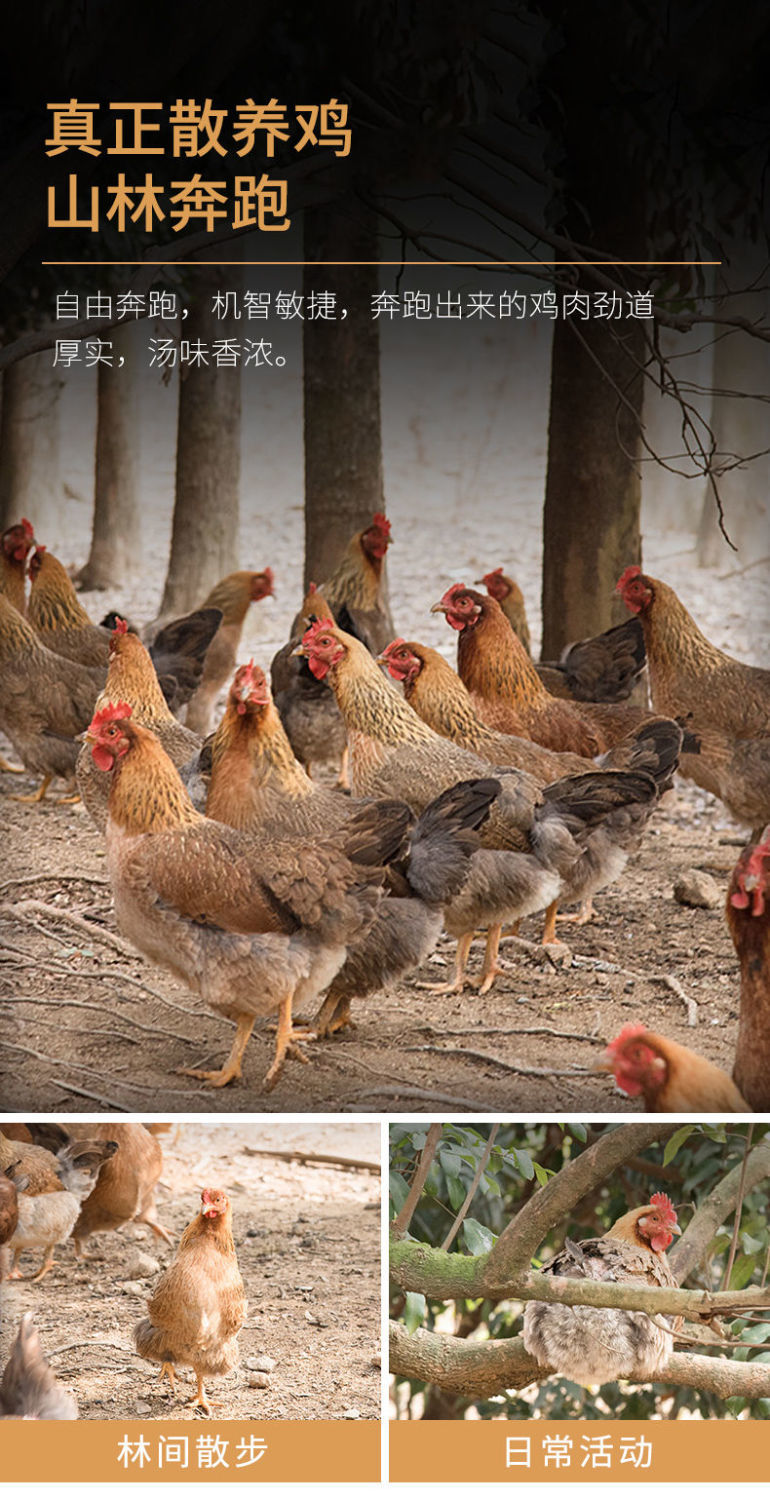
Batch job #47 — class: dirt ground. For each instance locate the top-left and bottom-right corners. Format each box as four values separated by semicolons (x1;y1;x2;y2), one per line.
0;760;748;1113
0;1121;381;1420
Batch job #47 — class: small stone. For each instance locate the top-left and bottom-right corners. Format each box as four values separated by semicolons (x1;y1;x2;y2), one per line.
247;1355;276;1373
126;1252;161;1279
673;870;721;909
342;1408;361;1420
247;1372;271;1389
135;1400;152;1415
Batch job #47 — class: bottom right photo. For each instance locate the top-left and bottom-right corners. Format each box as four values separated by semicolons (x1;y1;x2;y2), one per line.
389;1121;770;1429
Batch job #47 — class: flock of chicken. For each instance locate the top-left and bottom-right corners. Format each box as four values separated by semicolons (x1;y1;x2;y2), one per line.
0;1122;243;1419
1;511;768;1108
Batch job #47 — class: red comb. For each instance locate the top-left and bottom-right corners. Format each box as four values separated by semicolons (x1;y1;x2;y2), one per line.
482;567;503;581
730;830;770;917
606;1023;647;1054
21;518;34;538
112;617;129;637
89;701;133;732
381;637;406;657
302;617;335;646
371;511;391;534
616;564;642;591
263;567;274;586
33;544;46;559
650;1191;676;1218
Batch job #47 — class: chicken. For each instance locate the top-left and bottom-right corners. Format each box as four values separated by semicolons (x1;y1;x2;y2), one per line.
84;700;419;1088
310;510;394;654
478;568;647;702
0;593;103;801
618;565;770;829
54;1123;172;1256
270;582;349;782
1;1135;117;1281
600;1024;749;1111
205;661;499;1032
434;585;652;755
134;1186;245;1415
1;518;35;615
76;618;202;830
0;1173;20;1247
0;1315;78;1420
183;568;274;735
522;1193;682;1384
27;546;113;665
297;619;672;991
727;827;770;1109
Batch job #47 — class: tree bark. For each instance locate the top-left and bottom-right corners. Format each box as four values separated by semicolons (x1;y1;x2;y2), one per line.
160;266;242;616
76;322;140;590
0;353;63;532
302;201;390;601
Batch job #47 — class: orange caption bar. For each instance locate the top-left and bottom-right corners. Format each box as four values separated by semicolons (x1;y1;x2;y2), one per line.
2;1419;379;1484
390;1419;769;1484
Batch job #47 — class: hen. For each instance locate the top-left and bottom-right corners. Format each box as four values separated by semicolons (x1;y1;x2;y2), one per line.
600;1024;749;1111
727;827;770;1108
435;585;651;756
85;700;419;1087
522;1193;682;1384
1;519;35;615
56;1123;172;1255
298;620;672;991
618;565;770;831
479;568;646;702
1;1134;117;1281
76;618;202;829
205;661;499;1032
310;510;394;654
0;1315;78;1420
183;568;274;735
134;1186;246;1415
271;582;349;782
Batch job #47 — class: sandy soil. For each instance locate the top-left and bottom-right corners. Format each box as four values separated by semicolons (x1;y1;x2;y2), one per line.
0;1121;380;1420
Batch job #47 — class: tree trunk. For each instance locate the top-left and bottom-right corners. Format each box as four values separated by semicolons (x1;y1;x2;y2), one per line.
0;353;63;532
540;12;645;658
160;266;242;616
302;202;389;592
76;322;141;590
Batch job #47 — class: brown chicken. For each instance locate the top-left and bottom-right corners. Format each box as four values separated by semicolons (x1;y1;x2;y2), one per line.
310;510;394;654
84;700;417;1086
1;519;35;615
0;1315;78;1420
134;1186;245;1415
434;584;651;755
57;1123;172;1256
0;1173;20;1249
205;661;499;1031
618;565;770;830
27;546;113;665
1;1134;117;1281
271;582;349;781
299;619;672;991
183;568;274;735
478;567;646;702
600;1024;749;1111
727;827;770;1108
522;1193;682;1384
76;618;202;829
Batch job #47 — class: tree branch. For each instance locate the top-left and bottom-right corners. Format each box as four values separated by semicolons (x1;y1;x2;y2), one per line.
441;1124;500;1253
669;1137;770;1284
391;1124;443;1240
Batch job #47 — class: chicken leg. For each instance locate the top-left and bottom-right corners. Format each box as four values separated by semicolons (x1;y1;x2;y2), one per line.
263;995;317;1091
418;932;475;995
179;1012;256;1088
469;925;504;994
11;774;52;804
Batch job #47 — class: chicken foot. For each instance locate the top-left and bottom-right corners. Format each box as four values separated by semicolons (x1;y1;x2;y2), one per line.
417;932;475;994
136;1211;174;1245
0;755;24;774
263;995;317;1091
178;1012;256;1088
29;1246;58;1282
190;1371;222;1416
10;773;52;804
469;925;504;995
159;1362;176;1393
312;993;357;1038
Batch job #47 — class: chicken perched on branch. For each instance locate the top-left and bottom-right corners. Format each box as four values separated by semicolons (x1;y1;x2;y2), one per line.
297;620;672;990
84;701;421;1087
205;660;500;1032
183;568;274;735
522;1193;682;1384
0;1316;78;1420
479;567;646;702
1;519;35;615
618;566;770;830
727;827;770;1109
600;1025;749;1112
435;585;653;756
134;1186;245;1415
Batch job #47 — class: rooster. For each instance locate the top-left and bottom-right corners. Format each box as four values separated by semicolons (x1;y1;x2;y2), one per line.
134;1186;245;1415
478;568;646;703
84;700;428;1087
434;585;652;756
727;827;770;1108
522;1193;682;1384
298;619;673;991
205;660;500;1032
600;1024;749;1111
181;568;274;734
0;1316;78;1420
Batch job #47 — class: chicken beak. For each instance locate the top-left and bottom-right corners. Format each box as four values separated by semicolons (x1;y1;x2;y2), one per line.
670;1222;682;1235
291;643;308;657
592;1051;614;1075
430;601;448;615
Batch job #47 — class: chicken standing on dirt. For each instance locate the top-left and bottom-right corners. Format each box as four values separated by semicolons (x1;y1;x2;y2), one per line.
522;1193;682;1384
134;1186;245;1416
600;1024;749;1112
618;565;770;832
0;1134;117;1281
54;1123;172;1256
726;827;770;1109
183;568;274;735
297;620;673;991
205;661;500;1032
435;585;652;756
0;1315;78;1420
84;701;420;1088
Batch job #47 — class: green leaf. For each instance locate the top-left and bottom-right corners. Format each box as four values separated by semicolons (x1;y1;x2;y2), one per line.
462;1218;496;1255
447;1173;466;1212
569;1124;587;1142
404;1292;426;1334
533;1162;555;1186
663;1125;694;1164
389;1171;410;1217
512;1149;534;1180
729;1253;758;1292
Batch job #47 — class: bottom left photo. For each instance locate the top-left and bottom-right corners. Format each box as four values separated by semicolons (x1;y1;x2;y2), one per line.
0;1119;381;1428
